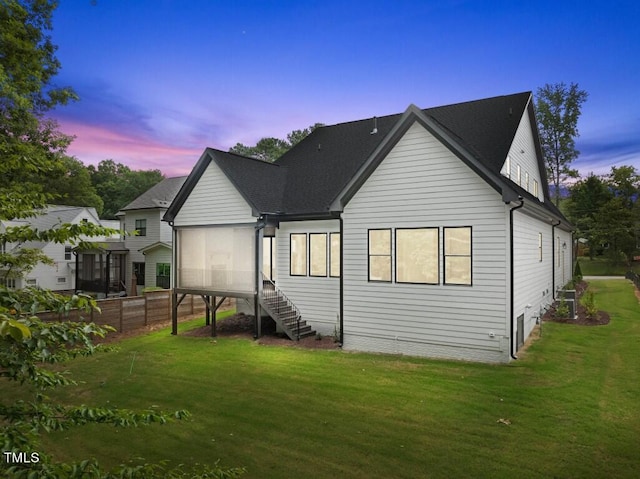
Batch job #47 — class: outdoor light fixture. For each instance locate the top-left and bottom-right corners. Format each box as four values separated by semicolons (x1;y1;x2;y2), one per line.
562;242;567;250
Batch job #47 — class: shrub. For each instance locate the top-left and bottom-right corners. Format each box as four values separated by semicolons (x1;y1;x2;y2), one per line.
554;294;570;319
574;261;583;282
582;290;599;320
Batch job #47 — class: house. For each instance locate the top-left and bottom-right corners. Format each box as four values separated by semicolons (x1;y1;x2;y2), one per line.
116;176;187;294
0;205;118;293
163;92;574;363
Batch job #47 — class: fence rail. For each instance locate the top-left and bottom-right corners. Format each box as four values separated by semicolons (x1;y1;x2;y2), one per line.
36;291;233;333
625;271;640;289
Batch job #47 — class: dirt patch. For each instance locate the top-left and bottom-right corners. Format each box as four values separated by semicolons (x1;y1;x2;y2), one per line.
183;313;341;349
542;281;611;326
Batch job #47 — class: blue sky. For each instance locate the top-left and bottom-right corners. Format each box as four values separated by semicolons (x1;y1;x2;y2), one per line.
50;0;640;178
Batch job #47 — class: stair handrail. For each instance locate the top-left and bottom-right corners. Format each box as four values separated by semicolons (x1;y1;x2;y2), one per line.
261;273;301;340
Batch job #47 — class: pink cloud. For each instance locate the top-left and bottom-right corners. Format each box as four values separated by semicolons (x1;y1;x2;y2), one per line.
60;120;202;177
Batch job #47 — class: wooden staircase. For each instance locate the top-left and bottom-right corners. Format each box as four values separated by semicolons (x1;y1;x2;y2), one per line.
259;274;315;340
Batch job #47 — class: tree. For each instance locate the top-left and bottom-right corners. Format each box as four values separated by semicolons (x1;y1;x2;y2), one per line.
535;82;588;205
566;174;613;259
88;160;165;219
44;156;105;214
229;123;323;162
0;2;241;476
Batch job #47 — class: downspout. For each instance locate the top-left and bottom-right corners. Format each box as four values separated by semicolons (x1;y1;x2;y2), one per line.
339;215;344;346
254;217;267;339
551;220;561;299
509;199;524;360
170;222;178;335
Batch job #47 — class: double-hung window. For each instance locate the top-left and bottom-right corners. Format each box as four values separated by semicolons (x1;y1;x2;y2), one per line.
368;229;391;282
444;227;472;285
330;233;341;278
135;219;147;236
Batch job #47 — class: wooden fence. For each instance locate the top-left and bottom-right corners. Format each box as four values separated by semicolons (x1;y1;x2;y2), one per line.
37;291;234;333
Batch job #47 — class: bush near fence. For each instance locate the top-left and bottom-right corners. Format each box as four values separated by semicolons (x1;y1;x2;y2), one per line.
37;290;234;333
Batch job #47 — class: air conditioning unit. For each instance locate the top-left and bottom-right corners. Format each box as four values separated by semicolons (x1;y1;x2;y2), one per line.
565;298;577;319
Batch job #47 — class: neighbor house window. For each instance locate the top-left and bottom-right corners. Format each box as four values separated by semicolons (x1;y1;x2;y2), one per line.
368;229;391;282
26;279;37;286
133;262;145;286
310;233;327;277
533;180;539;198
538;233;543;262
156;263;170;289
330;233;340;278
396;228;438;284
3;278;16;289
65;245;72;260
444;227;472;285
57;277;67;284
135;219;147;236
290;233;307;276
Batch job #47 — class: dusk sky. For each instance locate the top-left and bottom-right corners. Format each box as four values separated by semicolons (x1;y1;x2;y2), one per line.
50;0;639;179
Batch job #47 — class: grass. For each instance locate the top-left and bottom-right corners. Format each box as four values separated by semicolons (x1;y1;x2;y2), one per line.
20;281;640;478
578;257;640;276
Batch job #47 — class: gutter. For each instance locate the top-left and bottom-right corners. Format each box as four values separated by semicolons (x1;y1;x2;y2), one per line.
254;216;267;339
508;198;524;360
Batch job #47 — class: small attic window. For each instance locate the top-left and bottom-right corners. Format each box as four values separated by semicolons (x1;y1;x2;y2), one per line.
516;165;521;186
504;156;511;178
533;180;539;198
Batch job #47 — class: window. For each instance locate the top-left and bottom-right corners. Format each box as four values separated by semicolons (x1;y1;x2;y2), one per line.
504;156;511;178
310;233;327;277
330;233;341;278
444;227;472;285
156;263;170;289
135;219;147;236
57;277;67;284
3;278;16;289
26;279;37;286
516;165;521;186
368;229;391;282
557;236;560;267
533;180;539;198
396;228;438;284
290;233;307;276
133;262;145;286
525;172;530;191
538;233;543;262
65;246;72;260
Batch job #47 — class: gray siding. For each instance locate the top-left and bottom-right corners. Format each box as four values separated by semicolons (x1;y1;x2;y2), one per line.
502;109;544;200
172;161;256;227
275;220;340;336
123;210;162;290
342;122;510;362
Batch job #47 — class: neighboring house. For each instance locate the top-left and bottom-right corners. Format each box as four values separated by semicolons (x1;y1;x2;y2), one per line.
0;205;117;293
163;92;574;363
116;176;187;293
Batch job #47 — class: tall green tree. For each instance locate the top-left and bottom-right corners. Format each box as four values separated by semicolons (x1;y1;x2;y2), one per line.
88;160;164;218
229;123;323;162
43;156;105;214
0;0;78;214
566;174;613;259
535;82;588;205
0;2;241;477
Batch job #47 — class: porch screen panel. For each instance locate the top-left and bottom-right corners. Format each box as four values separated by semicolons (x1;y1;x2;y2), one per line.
177;226;255;293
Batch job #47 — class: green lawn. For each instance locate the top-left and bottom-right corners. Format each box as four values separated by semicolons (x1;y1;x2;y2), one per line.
30;281;640;478
578;257;640;276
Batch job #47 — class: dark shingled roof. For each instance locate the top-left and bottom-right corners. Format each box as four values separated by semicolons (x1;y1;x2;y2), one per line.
119;176;188;212
165;92;568;226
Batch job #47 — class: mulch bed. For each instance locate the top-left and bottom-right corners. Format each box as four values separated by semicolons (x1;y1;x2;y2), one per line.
541;281;611;326
183;313;341;350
